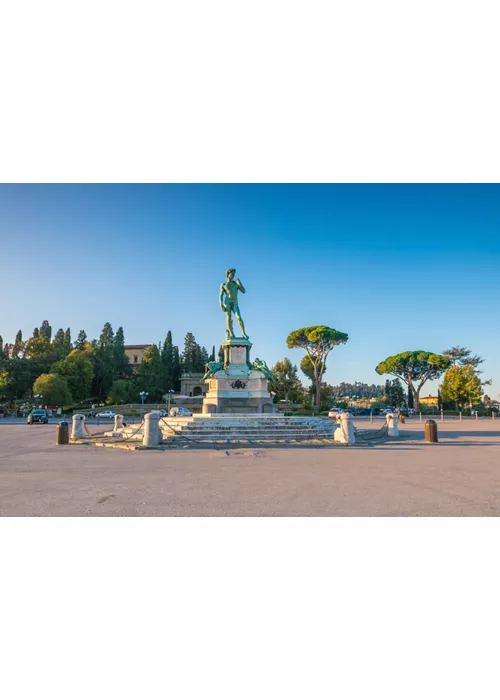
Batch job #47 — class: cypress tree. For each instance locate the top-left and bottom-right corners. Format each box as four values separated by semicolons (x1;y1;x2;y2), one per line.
75;330;87;348
161;331;174;390
40;320;52;341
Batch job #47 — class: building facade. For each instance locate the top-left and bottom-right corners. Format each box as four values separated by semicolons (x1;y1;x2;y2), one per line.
180;372;207;397
124;344;152;365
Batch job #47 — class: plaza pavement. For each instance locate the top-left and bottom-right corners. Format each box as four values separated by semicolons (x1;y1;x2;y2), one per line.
0;418;499;516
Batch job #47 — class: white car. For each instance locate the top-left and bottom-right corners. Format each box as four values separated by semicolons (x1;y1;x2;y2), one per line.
97;410;116;419
169;407;193;417
328;407;343;419
151;409;167;417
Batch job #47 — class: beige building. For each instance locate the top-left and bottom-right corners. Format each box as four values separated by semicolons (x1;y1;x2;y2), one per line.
180;372;207;397
419;394;439;406
124;344;152;365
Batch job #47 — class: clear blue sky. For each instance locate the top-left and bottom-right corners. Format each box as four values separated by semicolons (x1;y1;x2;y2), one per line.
1;184;499;397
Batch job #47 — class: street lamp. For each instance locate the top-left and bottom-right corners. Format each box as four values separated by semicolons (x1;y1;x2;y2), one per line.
139;391;149;418
166;389;174;415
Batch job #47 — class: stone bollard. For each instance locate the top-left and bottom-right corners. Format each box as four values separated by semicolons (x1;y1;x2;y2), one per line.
142;412;160;447
386;412;399;437
334;412;355;445
71;413;86;439
114;414;124;432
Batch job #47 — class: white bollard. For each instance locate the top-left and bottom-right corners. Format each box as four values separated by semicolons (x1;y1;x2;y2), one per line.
114;414;124;432
142;412;160;447
71;413;86;439
386;412;399;437
334;412;355;445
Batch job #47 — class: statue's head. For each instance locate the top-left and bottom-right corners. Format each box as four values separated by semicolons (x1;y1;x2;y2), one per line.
226;268;235;280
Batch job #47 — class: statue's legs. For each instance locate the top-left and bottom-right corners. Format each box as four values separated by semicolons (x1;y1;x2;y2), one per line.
225;309;235;338
234;305;248;339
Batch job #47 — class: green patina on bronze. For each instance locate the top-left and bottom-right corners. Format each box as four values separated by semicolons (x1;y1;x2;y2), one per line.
219;268;248;340
250;358;274;380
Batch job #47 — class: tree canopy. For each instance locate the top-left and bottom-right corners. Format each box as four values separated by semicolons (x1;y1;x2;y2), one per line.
287;325;348;407
33;373;73;406
375;350;450;410
440;364;483;410
269;358;303;402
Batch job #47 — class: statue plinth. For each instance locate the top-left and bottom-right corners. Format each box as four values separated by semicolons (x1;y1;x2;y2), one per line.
202;337;274;415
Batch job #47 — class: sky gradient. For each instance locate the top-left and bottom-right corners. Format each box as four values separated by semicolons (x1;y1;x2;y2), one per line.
1;184;499;398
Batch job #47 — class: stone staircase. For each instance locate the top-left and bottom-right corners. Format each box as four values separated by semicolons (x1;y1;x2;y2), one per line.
158;414;335;444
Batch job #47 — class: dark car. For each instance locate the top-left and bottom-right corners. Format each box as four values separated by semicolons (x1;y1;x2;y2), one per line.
27;409;49;424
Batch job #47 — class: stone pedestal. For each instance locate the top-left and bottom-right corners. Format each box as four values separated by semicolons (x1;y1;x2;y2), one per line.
202;337;274;414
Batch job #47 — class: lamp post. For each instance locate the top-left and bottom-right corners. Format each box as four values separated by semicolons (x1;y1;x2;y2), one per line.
167;389;174;416
139;391;148;418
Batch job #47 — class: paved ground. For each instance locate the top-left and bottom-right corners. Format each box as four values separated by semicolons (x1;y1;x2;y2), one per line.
1;418;499;516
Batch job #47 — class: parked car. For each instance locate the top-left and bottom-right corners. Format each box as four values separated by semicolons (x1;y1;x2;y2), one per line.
357;408;372;416
27;409;49;425
97;410;116;419
169;407;193;417
328;407;343;419
151;409;168;417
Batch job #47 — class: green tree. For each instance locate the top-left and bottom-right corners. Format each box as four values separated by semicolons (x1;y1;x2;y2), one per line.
54;349;94;403
300;355;326;385
39;320;52;342
52;328;66;360
113;327;131;378
99;322;114;348
385;378;405;408
269;358;303;402
12;330;25;358
75;330;87;349
108;379;137;405
172;346;181;391
443;346;484;369
375;351;450;411
287;326;348;407
90;323;117;400
25;335;54;367
33;373;73;406
0;359;35;402
134;345;164;401
63;328;72;354
181;333;206;373
443;345;491;388
440;364;483;410
161;331;174;391
407;386;414;409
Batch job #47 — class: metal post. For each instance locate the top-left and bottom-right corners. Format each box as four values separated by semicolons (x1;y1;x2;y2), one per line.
476;411;479;421
440;409;444;422
459;411;462;422
493;411;496;421
419;412;422;422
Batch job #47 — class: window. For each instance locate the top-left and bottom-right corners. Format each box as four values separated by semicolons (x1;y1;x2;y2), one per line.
134;355;138;363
